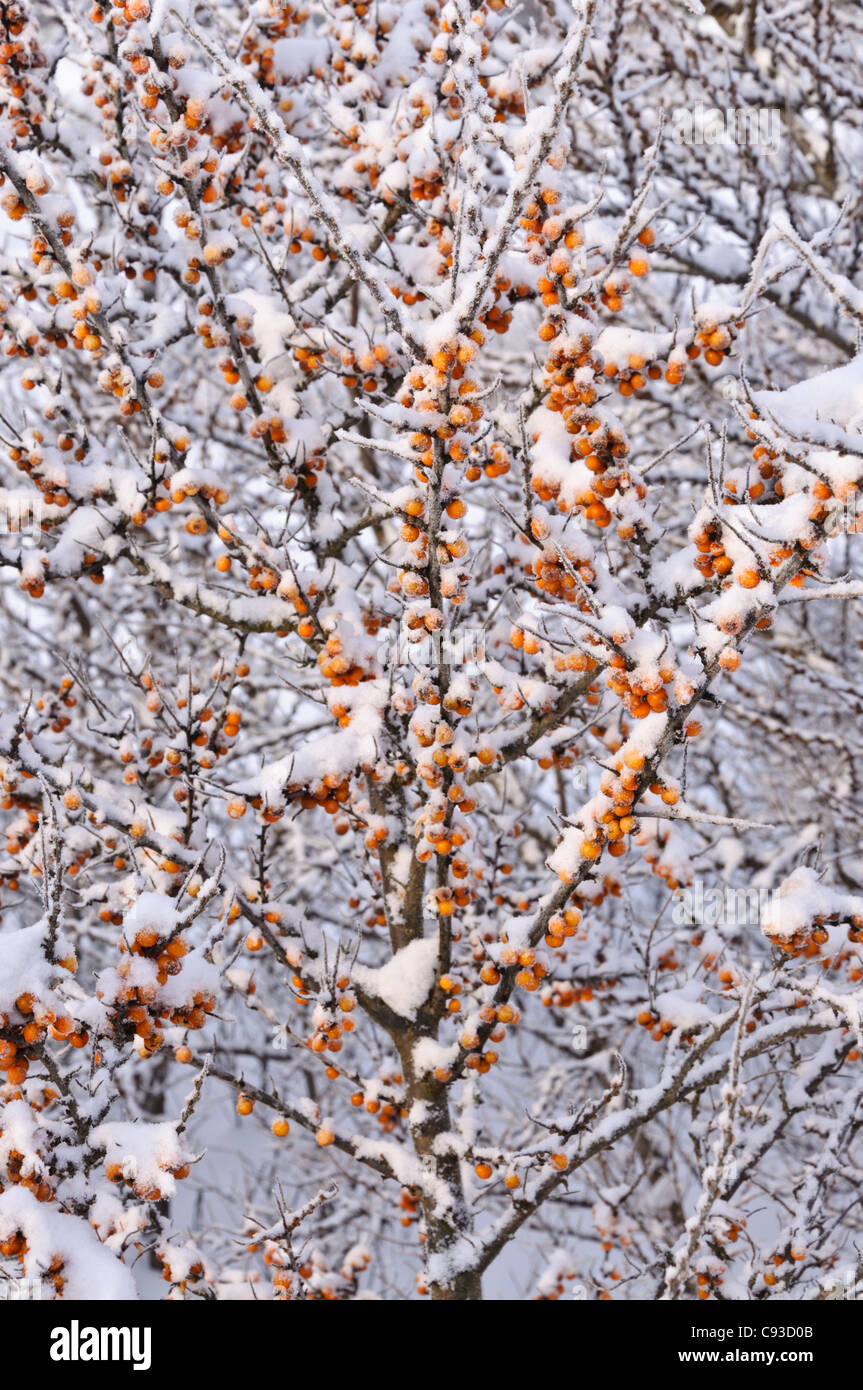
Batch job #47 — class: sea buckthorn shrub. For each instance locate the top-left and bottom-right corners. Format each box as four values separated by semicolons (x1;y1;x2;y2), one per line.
0;0;862;1301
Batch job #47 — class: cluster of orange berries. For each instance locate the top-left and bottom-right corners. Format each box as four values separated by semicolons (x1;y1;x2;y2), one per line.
334;340;394;393
803;947;863;989
534;226;587;333
712;1213;746;1251
1;192;74;258
0;174;27;216
0;971;81;1087
574;748;669;868
308;982;356;1057
692;517;734;580
17;557;49;599
693;316;742;368
0;1135;53;1206
106;924;215;1056
104;1153;191;1202
414;768;476;828
542;333;599;416
1;782;42;859
4;458;75;538
409;167;444;204
270;1246;372;1301
416;814;472;873
542;904;583;950
436;966;470;1011
543;428;645;537
555;970;616;1009
290;340;327;381
600;348;668;395
0;1226;28;1260
635;1007;692;1044
40;1253;66;1295
573;420;634;501
737;423;785;505
401;360;485;477
398;1186;420;1228
165;476;230;516
431;878;474;918
400;597;448;644
239;557;280;594
1;464;54;543
731;423;847;577
32;680;77;743
593;227;655;318
691;543;771;612
318;632;375;687
445;1001;515;1072
544;973;592;1007
638;831;684;891
350;1088;402;1132
497;941;550;994
535;744;581;772
158;1253;205;1293
482;272;529;336
605;655;674;720
762;1243;807;1287
0;1236;65;1291
520;179;573;243
287;772;353;816
695;1267;724;1300
475;438;510;480
276;572;321;630
533;1269;582;1301
740;413;859;552
595;1206;635;1255
0;4;45;140
136;667;247;773
768;913;839;960
193;299;233;355
527;537;599;599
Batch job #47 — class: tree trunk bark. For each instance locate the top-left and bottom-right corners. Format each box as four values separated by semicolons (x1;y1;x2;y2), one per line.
397;1033;484;1301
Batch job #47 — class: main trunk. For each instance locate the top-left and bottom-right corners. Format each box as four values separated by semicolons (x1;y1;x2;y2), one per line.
397;1033;484;1301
